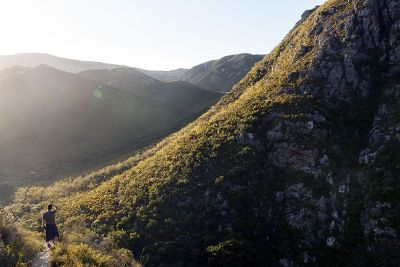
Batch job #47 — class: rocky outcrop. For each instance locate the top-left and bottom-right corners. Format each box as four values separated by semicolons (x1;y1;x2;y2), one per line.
255;0;400;265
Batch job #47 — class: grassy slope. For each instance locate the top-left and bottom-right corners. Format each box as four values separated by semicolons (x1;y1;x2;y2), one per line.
0;208;42;267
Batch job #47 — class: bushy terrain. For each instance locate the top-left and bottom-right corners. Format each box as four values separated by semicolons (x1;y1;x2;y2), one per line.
0;65;220;203
8;0;400;266
0;208;42;267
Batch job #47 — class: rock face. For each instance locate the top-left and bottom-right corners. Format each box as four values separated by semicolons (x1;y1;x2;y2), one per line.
250;0;400;265
12;0;400;266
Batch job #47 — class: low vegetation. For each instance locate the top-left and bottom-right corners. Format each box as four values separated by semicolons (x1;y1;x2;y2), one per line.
0;208;42;267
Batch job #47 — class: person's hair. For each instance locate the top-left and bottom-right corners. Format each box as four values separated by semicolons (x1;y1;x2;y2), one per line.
48;204;53;210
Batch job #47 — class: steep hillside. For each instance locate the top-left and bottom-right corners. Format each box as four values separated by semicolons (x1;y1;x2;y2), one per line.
10;0;400;266
141;53;264;92
0;65;219;203
0;53;119;73
78;67;221;113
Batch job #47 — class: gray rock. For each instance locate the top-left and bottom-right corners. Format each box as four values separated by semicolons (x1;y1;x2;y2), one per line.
326;236;336;247
338;184;347;194
275;191;284;203
319;154;330;166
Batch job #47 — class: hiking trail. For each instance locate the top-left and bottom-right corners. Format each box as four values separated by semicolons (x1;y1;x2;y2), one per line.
31;243;50;267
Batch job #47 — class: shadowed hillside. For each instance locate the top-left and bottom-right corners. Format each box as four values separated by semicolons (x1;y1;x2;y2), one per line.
78;67;221;114
0;65;221;203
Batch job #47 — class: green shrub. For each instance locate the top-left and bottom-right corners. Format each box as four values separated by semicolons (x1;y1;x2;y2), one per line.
207;239;257;266
0;209;42;267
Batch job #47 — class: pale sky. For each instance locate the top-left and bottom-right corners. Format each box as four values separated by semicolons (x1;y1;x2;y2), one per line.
0;0;325;70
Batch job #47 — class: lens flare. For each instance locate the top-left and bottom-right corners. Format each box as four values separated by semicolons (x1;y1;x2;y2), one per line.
92;90;103;98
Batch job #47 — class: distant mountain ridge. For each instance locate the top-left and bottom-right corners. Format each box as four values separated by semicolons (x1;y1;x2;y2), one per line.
0;53;264;93
139;53;264;92
0;65;29;80
0;53;120;73
135;68;188;82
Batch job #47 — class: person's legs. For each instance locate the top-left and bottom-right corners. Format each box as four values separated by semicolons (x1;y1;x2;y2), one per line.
45;225;51;248
53;225;60;245
45;225;59;248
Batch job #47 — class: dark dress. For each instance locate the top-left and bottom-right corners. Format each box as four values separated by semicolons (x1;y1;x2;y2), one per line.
43;210;59;241
45;224;59;242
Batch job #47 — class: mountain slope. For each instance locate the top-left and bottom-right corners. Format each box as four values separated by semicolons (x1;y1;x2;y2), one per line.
78;67;221;114
140;53;264;92
0;65;29;80
180;53;264;92
0;65;219;203
11;0;400;266
135;68;188;83
0;53;119;73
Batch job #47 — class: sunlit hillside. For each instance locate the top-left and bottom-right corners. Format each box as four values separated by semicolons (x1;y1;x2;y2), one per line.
9;0;400;266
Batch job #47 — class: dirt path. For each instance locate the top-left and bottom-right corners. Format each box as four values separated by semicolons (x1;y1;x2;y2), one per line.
31;243;50;267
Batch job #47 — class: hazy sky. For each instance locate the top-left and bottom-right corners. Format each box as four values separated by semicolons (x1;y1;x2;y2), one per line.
0;0;324;70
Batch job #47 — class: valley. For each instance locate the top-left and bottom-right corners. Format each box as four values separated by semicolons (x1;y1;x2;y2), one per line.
0;53;262;203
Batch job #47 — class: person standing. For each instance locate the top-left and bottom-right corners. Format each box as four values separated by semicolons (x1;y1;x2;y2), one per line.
42;204;59;248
